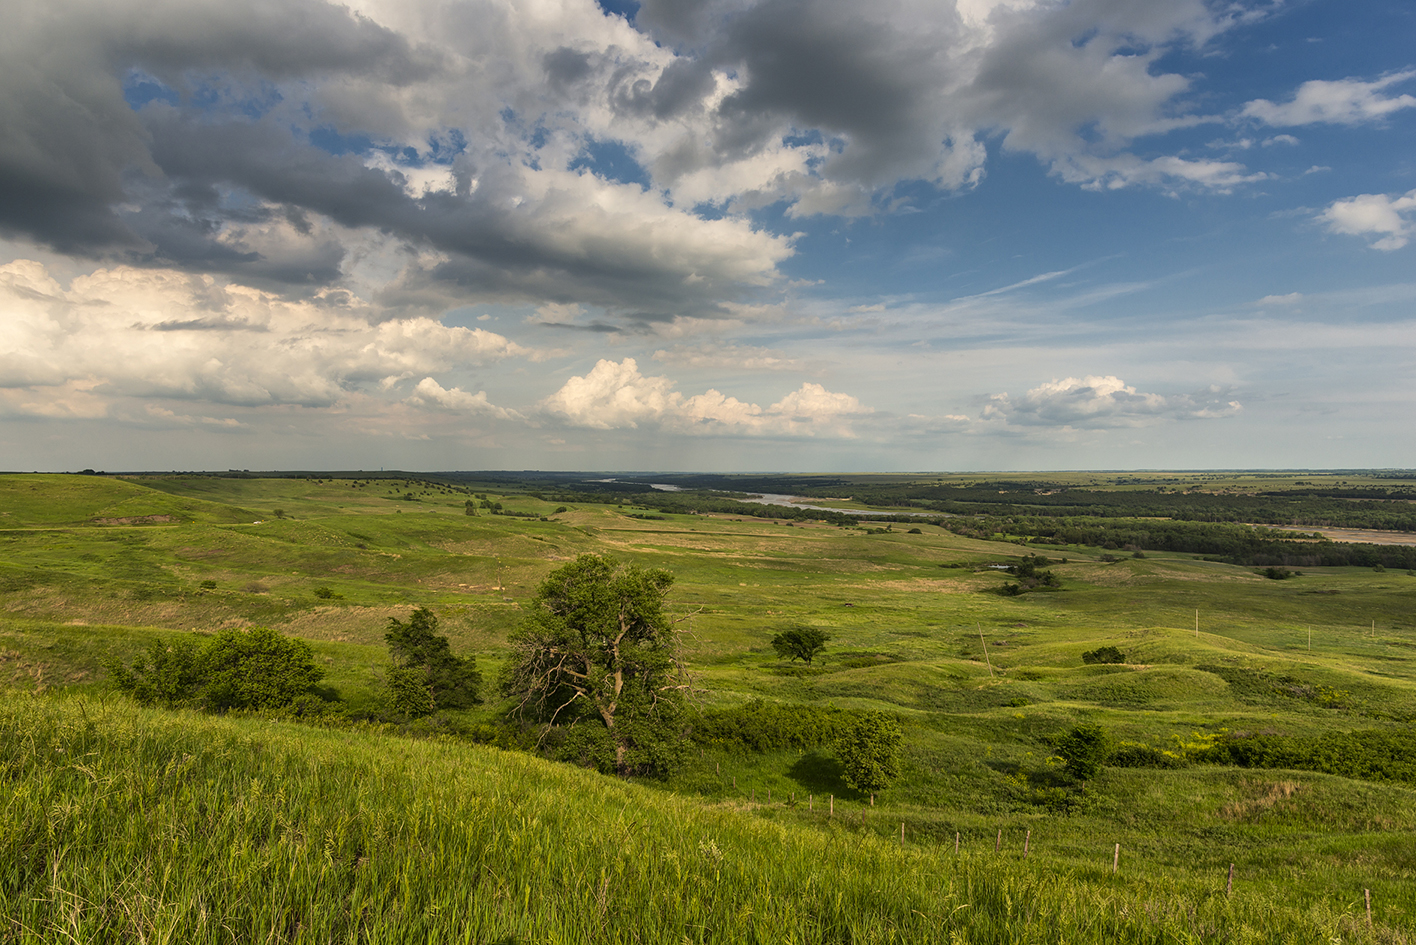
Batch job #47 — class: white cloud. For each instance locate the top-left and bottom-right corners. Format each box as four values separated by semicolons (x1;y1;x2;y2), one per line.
405;377;521;419
0;259;535;417
1320;189;1416;251
1242;71;1416;126
1256;292;1303;306
1261;134;1300;147
540;358;870;436
983;375;1241;428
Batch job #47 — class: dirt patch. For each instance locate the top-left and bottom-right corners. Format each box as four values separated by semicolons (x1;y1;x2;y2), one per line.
1300;527;1416;547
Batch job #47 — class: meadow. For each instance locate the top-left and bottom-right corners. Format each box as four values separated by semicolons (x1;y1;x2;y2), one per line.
2;471;1415;942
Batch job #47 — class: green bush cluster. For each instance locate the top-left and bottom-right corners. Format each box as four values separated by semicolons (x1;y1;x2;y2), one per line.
834;711;902;794
691;700;854;752
1195;729;1416;784
999;554;1061;595
108;627;327;714
1081;645;1126;665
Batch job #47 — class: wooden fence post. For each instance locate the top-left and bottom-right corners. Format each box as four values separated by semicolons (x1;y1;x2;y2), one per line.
995;830;1001;853
1366;889;1372;926
1226;864;1234;896
1113;843;1120;874
829;795;834;817
900;822;905;846
1024;829;1030;857
955;831;960;854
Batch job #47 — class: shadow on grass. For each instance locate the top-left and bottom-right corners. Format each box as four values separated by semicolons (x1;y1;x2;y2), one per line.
787;750;859;799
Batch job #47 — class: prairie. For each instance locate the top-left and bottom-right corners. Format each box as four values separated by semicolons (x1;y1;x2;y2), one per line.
2;471;1415;942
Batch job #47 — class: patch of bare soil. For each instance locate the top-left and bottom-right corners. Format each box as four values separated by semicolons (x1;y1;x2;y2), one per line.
1302;527;1416;547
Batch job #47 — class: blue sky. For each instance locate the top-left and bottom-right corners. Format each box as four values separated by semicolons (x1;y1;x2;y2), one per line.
0;0;1412;471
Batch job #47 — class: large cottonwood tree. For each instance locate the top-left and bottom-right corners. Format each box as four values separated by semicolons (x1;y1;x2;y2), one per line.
501;554;689;776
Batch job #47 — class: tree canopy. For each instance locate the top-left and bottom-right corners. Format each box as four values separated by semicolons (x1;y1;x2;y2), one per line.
384;607;481;717
501;554;689;776
771;627;830;664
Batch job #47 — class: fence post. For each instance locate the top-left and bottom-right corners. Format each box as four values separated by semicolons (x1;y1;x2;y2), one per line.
1113;843;1120;875
900;822;905;846
995;830;1001;853
1366;889;1372;926
829;795;834;818
955;831;960;854
1226;864;1234;896
1024;829;1030;857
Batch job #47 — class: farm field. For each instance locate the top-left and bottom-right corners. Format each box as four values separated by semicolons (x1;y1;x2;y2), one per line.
3;471;1416;942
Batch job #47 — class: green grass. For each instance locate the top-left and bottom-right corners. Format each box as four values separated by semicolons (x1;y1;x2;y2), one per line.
4;693;1409;944
4;473;1416;941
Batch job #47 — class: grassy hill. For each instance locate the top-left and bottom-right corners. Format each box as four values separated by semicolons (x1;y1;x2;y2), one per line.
2;472;1415;941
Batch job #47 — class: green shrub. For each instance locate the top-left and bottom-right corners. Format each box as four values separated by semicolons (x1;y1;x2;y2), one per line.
110;628;326;713
108;639;206;708
1195;729;1416;784
834;711;902;794
1081;645;1125;665
691;701;853;752
201;627;326;712
1055;723;1109;783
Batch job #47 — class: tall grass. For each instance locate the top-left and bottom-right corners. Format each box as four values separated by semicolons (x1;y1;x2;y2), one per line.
3;693;1404;944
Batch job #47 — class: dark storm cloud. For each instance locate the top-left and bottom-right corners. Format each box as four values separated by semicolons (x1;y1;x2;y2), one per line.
0;0;439;259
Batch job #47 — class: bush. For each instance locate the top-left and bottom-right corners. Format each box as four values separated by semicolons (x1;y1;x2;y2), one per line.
1109;741;1186;769
691;701;853;752
1194;729;1416;784
835;712;902;794
1055;723;1109;782
108;639;206;708
110;628;326;713
201;627;326;712
1081;645;1126;665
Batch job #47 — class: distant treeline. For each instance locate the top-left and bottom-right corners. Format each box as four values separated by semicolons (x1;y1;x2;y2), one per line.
834;484;1416;532
946;515;1416;569
544;485;1416;568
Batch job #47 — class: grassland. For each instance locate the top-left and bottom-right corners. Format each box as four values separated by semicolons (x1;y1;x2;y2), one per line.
3;472;1415;942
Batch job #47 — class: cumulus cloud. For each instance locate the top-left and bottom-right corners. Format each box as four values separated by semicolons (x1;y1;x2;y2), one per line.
540;358;870;436
0;0;1285;333
405;377;521;419
1319;189;1416;251
1242;71;1416;126
0;258;534;416
982;375;1241;428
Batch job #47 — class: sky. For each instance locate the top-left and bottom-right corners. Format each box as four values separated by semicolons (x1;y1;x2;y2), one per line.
1;0;1413;473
